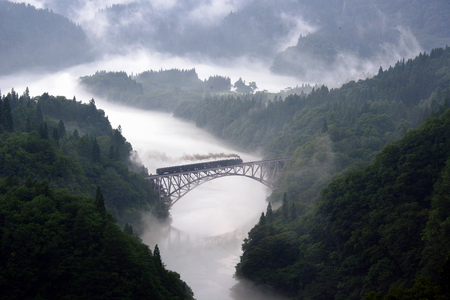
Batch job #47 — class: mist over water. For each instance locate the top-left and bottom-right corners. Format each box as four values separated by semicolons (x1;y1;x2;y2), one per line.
0;28;423;299
98;99;269;300
0;49;303;94
0;60;274;300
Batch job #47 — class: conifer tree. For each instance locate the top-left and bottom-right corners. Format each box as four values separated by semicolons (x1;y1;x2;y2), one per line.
123;223;134;235
2;98;14;132
92;138;101;163
95;187;106;214
72;129;79;139
57;120;66;138
39;122;48;139
154;244;163;268
52;127;59;141
259;212;266;226
266;202;273;223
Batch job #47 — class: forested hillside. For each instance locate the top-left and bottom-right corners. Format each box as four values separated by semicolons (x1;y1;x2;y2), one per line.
0;178;194;300
175;47;450;205
173;49;450;299
0;88;195;298
40;0;450;68
0;2;93;75
0;88;168;231
80;69;233;111
270;0;450;79
77;47;450;299
234;108;450;300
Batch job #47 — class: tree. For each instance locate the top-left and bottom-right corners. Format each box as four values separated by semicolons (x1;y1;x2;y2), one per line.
266;202;274;223
73;129;79;139
2;97;14;132
95;187;106;214
39;122;48;139
233;78;257;93
123;223;134;235
57;120;66;138
154;244;163;268
92;138;101;163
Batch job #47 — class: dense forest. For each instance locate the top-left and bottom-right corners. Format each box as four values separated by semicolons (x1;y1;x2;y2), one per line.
78;46;450;299
175;47;450;205
3;1;450;298
0;2;93;75
0;178;194;299
234;108;450;299
0;88;168;231
0;88;196;298
80;69;242;111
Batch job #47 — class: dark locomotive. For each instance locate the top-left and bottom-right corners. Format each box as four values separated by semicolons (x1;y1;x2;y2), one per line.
156;158;243;175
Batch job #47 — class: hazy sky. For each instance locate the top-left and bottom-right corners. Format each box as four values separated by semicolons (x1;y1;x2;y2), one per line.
7;0;423;87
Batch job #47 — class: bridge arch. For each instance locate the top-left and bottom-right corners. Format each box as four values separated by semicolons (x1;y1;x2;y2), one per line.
146;157;291;206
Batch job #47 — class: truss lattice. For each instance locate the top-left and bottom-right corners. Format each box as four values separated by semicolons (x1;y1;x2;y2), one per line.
146;157;291;206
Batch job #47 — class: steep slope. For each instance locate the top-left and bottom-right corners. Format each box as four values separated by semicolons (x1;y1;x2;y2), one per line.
0;178;194;300
235;108;450;300
175;47;450;206
0;2;93;75
1;89;168;232
271;0;450;80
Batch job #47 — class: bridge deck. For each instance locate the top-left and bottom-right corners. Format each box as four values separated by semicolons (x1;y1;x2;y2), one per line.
146;157;292;179
146;156;292;206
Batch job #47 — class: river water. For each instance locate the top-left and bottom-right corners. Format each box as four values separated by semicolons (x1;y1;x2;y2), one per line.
98;101;269;300
0;58;282;299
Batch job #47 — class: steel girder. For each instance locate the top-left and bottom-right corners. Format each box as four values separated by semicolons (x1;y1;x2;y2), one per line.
146;157;291;206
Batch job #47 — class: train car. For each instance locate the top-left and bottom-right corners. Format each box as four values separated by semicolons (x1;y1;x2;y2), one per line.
156;158;243;175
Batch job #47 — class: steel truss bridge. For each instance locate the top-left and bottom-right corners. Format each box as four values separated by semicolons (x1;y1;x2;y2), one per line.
146;157;292;206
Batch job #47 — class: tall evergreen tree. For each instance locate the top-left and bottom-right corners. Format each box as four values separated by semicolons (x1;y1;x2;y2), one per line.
266;202;273;223
92;138;101;163
39;122;48;139
123;223;134;235
2;97;14;132
57;120;66;138
154;244;163;268
95;187;106;214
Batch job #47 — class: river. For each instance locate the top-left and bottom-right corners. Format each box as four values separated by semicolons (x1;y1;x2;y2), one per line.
0;56;291;299
96;100;269;300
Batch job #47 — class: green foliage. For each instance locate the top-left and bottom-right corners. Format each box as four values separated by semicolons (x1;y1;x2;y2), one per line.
1;90;169;232
175;48;450;207
236;109;450;299
80;69;240;111
80;69;206;111
0;178;194;300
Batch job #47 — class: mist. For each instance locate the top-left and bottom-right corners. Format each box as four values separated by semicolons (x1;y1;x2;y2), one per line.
94;98;271;300
0;49;304;95
1;1;438;298
8;0;428;89
0;62;274;299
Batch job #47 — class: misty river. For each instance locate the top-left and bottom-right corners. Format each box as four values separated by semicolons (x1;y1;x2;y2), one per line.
0;59;284;299
98;100;269;300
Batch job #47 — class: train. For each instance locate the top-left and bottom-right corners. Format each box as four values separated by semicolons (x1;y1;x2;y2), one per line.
156;158;243;175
